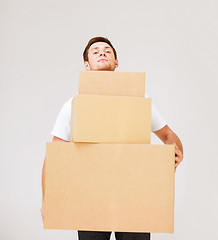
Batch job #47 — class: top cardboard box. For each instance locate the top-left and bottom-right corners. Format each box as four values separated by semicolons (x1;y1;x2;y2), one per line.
79;71;145;97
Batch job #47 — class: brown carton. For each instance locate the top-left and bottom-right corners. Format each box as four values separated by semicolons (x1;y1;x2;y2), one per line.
44;142;175;233
70;94;151;143
79;71;145;97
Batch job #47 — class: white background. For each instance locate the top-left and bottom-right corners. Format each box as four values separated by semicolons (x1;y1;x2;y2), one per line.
1;0;218;239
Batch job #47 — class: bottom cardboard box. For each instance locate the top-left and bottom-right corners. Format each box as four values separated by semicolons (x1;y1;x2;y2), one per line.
44;143;175;233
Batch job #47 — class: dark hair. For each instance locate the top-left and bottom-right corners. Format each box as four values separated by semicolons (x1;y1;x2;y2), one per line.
83;37;117;62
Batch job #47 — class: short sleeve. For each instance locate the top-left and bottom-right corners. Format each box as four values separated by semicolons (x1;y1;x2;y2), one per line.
151;104;167;132
50;97;73;141
145;93;167;132
51;94;167;140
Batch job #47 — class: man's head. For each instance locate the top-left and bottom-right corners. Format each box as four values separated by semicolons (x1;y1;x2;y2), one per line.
83;37;119;71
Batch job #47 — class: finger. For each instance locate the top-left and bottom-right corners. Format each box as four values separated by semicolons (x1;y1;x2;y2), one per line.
175;156;182;170
175;163;179;171
174;163;179;171
175;157;183;167
175;148;183;160
173;143;179;150
175;156;182;162
175;160;180;167
175;147;182;156
40;208;44;219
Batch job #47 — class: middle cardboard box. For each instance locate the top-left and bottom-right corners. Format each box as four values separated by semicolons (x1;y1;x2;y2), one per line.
70;94;151;143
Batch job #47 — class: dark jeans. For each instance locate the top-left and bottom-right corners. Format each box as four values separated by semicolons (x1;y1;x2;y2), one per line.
78;230;150;240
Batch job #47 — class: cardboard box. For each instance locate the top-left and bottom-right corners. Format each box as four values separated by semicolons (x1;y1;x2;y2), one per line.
44;142;175;233
79;71;145;97
70;94;151;143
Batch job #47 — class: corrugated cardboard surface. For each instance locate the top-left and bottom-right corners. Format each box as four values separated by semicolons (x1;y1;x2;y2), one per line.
79;71;145;97
44;142;175;233
70;94;151;143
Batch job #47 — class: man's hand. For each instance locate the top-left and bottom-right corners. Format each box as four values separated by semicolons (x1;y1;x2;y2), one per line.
153;125;184;172
40;201;44;222
173;143;183;172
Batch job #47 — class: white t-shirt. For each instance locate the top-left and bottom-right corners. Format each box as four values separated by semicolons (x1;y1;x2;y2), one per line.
51;94;167;141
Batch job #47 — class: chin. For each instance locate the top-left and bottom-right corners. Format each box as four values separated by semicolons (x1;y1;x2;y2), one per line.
94;63;114;71
95;66;114;71
98;69;113;71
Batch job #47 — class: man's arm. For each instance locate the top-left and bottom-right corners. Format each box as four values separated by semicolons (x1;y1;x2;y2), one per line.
153;125;183;171
41;136;69;220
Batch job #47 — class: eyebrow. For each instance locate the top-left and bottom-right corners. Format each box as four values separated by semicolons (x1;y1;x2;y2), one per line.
90;46;111;51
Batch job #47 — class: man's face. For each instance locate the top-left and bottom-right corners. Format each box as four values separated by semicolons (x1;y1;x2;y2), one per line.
84;42;119;71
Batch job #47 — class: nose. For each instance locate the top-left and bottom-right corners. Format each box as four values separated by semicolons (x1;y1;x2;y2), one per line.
99;52;106;57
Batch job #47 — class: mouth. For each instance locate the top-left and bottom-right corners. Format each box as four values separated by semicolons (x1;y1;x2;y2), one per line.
98;59;108;62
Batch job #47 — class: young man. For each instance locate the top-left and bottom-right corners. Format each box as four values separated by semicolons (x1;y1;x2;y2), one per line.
41;37;183;240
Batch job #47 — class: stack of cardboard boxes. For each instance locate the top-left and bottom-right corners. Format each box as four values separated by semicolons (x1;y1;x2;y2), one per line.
44;71;175;233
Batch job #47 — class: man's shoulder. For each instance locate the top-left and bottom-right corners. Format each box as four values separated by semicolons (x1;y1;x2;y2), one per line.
58;95;75;115
63;95;75;107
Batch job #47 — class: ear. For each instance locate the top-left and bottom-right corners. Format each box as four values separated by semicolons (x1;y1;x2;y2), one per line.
84;61;90;71
115;59;119;69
